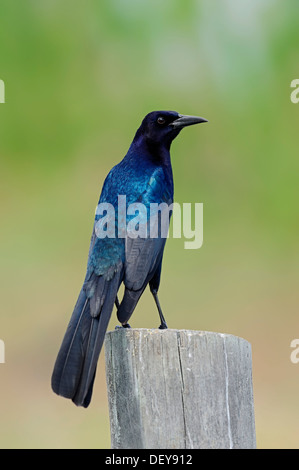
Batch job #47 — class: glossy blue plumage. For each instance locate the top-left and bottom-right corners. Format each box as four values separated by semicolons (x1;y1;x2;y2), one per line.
88;137;174;283
51;110;206;407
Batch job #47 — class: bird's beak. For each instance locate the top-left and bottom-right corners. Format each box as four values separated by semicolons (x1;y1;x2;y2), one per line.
170;114;208;129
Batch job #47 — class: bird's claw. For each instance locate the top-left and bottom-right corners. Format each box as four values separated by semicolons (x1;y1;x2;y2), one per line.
159;322;168;330
115;323;131;329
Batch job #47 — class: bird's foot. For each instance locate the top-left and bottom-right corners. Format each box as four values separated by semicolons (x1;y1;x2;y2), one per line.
115;323;131;329
158;322;168;330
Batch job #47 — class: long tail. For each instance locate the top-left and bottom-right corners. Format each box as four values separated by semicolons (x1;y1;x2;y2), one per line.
51;272;121;407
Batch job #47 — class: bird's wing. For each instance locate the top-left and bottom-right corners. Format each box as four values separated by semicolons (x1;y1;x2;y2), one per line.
124;167;173;291
82;224;124;313
82;168;125;316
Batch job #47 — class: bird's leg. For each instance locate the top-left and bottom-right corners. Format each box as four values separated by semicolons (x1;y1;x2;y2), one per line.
115;295;131;329
151;289;168;329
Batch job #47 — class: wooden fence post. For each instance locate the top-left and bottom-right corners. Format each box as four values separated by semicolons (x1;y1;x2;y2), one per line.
104;328;256;449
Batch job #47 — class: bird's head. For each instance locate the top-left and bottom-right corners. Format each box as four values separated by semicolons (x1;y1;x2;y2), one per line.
134;110;208;152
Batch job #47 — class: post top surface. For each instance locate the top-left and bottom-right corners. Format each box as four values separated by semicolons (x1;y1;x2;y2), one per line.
105;328;250;346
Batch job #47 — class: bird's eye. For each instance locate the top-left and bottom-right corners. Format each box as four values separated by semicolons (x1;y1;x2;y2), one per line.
157;116;166;125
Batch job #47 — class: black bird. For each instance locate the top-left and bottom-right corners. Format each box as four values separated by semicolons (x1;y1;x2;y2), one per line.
51;111;207;407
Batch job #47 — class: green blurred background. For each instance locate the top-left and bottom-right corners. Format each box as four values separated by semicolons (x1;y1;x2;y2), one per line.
0;0;299;449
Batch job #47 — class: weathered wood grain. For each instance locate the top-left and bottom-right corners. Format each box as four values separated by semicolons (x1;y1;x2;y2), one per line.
105;329;256;449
